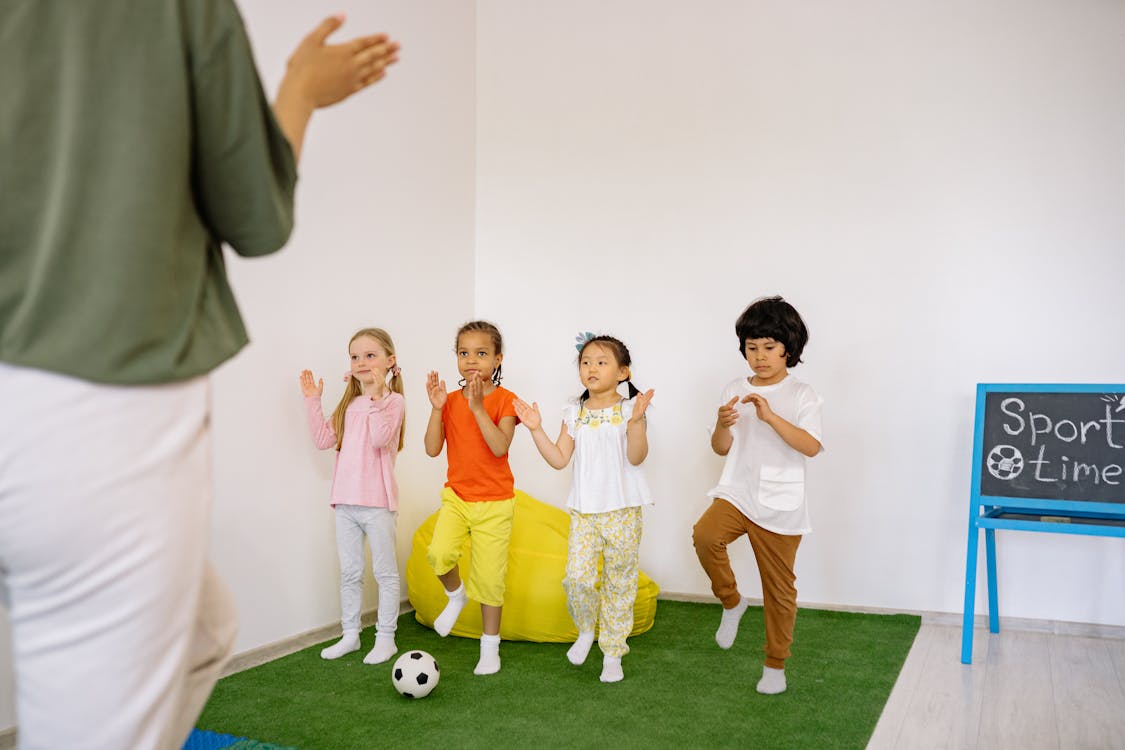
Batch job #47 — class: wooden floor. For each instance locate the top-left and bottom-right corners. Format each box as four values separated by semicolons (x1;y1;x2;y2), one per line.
868;624;1125;749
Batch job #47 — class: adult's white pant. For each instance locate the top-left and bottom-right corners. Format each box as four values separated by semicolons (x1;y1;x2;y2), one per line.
0;363;238;750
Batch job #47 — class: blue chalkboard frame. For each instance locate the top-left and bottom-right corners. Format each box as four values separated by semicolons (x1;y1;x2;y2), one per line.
961;383;1125;664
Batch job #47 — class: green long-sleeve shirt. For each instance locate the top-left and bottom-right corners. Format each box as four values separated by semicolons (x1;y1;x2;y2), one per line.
0;0;297;384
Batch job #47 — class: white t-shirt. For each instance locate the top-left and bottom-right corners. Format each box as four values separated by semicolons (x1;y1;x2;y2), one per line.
708;374;823;535
563;398;654;513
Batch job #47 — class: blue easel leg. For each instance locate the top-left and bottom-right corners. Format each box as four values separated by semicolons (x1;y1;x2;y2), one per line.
985;528;999;633
961;518;979;664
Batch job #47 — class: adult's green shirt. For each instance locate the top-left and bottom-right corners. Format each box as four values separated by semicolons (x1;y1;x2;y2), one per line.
0;0;297;384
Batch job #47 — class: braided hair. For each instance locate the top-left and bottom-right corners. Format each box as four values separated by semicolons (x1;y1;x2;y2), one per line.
455;320;504;386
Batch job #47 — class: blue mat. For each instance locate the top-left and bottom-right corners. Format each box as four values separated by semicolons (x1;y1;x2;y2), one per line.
182;728;298;750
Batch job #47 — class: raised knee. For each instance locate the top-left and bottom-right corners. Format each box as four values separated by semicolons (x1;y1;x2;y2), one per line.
692;523;721;552
427;546;457;575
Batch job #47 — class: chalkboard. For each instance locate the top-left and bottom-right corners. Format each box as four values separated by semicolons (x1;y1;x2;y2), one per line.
978;390;1125;504
962;383;1125;664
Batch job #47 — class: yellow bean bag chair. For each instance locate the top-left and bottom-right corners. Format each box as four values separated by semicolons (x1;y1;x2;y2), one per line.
406;490;659;641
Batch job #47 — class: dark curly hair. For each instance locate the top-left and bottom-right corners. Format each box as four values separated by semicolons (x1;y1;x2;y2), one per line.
734;296;808;367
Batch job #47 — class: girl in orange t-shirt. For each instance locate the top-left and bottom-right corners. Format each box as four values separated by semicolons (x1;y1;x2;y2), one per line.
423;320;519;675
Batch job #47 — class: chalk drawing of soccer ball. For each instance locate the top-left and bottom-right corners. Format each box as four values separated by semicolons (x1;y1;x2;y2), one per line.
392;650;440;699
986;445;1024;480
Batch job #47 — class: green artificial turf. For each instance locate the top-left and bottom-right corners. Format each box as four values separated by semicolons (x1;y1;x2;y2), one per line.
197;601;919;750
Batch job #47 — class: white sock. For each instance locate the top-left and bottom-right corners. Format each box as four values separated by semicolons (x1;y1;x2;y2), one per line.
363;632;397;665
320;631;360;660
567;631;595;666
599;655;624;683
474;633;501;675
434;583;467;637
756;665;787;695
715;597;750;649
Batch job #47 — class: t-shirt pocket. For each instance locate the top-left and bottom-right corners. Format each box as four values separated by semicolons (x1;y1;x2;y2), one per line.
758;466;805;511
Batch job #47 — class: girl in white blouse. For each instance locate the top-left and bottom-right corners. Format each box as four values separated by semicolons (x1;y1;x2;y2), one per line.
514;334;654;683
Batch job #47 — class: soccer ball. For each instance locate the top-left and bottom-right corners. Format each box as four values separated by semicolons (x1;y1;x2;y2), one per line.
986;444;1024;480
392;650;440;699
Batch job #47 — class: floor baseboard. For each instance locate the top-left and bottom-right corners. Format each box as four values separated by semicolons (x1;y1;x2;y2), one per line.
222;599;414;677
657;591;1125;640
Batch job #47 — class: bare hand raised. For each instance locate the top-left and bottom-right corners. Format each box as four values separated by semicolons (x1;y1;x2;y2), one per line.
742;393;775;422
299;369;324;398
629;389;655;425
716;396;740;428
273;16;400;160
513;398;542;430
426;371;447;410
284;16;400;110
466;372;485;413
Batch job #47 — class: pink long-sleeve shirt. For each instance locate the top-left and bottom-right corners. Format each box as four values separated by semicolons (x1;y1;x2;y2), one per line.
305;392;404;510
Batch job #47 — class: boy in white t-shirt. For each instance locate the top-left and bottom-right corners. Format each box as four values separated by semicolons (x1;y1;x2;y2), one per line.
692;296;823;695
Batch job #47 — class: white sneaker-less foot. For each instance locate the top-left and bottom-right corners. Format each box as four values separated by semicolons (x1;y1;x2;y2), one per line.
567;631;595;666
756;665;787;694
363;633;397;665
434;584;467;637
474;633;501;675
320;632;360;660
715;597;750;649
599;656;624;683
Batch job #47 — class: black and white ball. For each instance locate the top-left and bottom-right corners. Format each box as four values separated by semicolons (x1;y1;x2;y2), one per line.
986;444;1024;480
392;650;440;699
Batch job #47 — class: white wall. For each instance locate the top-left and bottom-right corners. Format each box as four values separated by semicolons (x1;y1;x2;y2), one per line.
0;616;9;732
476;0;1125;623
210;0;475;653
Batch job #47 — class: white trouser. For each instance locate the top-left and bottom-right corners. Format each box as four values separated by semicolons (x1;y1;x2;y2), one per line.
0;363;238;750
334;504;399;635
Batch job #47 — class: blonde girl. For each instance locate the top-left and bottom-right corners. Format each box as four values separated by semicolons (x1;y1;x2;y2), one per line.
514;334;654;683
424;320;519;675
300;327;405;665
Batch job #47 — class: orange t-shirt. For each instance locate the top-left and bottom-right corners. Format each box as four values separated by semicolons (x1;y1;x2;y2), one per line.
442;386;519;501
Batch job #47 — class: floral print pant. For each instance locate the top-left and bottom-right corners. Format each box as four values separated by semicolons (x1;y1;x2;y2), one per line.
563;506;643;658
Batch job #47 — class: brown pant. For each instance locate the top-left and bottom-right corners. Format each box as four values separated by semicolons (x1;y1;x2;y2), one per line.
692;498;802;669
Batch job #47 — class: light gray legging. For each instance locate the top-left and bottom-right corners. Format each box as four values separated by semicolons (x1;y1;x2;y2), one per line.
334;503;399;635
